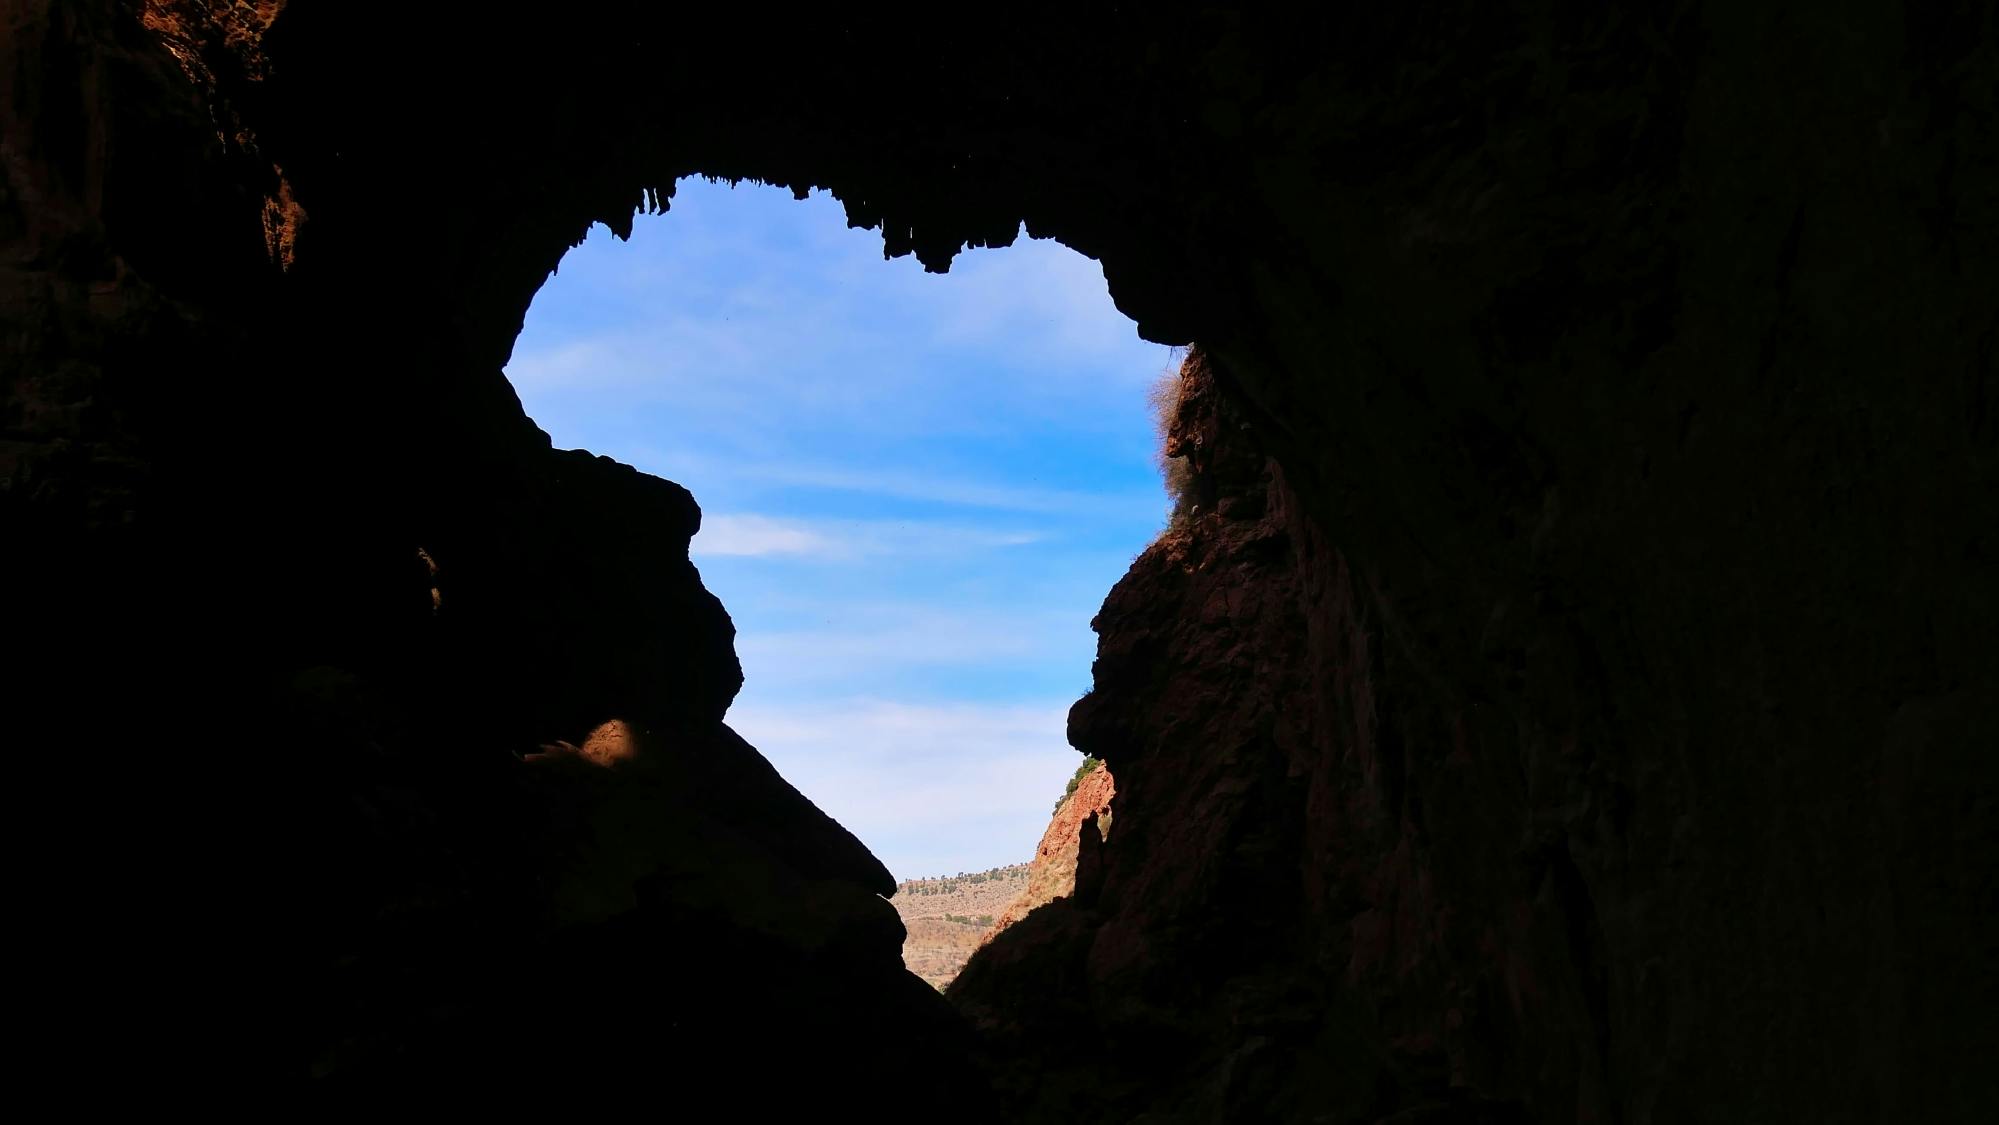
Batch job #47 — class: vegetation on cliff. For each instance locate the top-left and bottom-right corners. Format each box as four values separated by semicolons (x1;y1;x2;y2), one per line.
1148;352;1196;529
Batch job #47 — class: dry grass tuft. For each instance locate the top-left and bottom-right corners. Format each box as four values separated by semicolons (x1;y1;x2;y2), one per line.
1149;353;1195;528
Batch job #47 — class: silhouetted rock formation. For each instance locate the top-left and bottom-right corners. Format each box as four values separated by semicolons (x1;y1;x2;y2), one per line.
4;2;1993;1120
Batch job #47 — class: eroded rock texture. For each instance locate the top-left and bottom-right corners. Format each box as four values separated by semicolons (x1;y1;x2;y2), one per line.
960;350;1646;1122
982;757;1116;945
5;1;1993;1120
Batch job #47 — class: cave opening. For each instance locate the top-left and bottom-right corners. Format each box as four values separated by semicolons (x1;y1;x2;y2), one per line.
502;175;1167;982
11;5;1991;1116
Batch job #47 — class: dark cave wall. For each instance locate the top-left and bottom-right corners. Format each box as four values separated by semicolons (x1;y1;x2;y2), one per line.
5;0;1994;1119
1173;8;1999;1117
961;340;1995;1122
1015;6;1999;1119
4;1;963;1105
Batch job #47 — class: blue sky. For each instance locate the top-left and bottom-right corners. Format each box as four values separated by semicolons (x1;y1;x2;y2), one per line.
504;177;1174;880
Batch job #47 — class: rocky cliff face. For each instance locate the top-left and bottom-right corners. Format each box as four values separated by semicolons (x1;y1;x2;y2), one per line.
979;758;1116;946
967;342;1999;1123
896;760;1115;990
6;2;1993;1121
959;349;1601;1121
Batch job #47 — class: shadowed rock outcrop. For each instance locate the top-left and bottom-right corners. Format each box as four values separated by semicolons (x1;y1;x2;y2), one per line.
958;350;1608;1121
5;1;1993;1120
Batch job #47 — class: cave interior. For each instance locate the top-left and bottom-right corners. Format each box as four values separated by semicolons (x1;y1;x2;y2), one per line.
3;2;1994;1120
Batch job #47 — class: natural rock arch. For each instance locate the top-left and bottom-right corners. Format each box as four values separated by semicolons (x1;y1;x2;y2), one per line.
5;3;1992;1121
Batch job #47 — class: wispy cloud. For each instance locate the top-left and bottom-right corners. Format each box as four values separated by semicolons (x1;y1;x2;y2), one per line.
632;448;1157;521
696;512;1044;560
697;514;838;556
727;698;1086;879
727;462;1151;518
733;610;1055;674
914;235;1165;371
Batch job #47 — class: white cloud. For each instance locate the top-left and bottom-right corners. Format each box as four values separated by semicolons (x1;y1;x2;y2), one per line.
504;314;783;400
734;617;1032;673
726;698;1087;880
732;462;1149;517
696;514;837;556
917;236;1158;369
694;512;1044;561
634;448;1156;521
721;602;1090;695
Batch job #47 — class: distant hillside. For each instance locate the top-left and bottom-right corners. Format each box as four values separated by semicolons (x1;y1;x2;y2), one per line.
889;864;1029;989
889;757;1118;990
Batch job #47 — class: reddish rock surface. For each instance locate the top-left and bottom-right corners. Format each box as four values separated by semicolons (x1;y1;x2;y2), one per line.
980;759;1115;945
